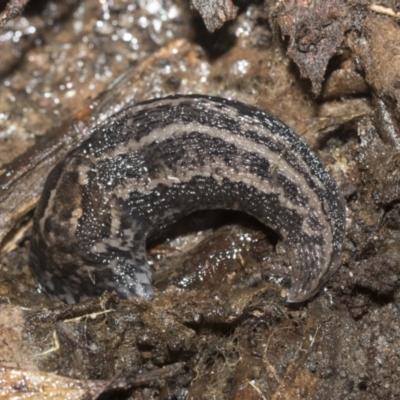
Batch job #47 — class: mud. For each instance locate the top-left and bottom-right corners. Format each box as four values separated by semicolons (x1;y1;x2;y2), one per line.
0;1;400;399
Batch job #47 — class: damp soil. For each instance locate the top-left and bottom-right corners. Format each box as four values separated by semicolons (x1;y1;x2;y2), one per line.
1;1;400;399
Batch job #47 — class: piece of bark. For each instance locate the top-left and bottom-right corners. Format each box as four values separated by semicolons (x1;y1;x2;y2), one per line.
190;0;238;32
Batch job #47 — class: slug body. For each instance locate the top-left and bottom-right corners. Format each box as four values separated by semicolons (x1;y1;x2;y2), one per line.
30;95;345;304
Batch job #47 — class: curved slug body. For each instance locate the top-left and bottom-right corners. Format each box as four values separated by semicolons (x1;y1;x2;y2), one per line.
30;95;345;304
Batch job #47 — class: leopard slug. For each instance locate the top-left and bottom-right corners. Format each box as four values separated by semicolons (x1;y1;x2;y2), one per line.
30;95;345;304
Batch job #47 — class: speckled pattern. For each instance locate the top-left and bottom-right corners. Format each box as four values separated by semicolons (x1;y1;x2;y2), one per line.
30;95;345;304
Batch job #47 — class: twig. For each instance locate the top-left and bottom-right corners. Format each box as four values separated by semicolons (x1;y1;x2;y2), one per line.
370;4;400;19
0;0;29;26
247;379;267;400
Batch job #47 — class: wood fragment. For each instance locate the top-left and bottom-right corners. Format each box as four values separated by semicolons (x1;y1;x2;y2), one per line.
370;4;400;19
190;0;238;32
0;0;29;26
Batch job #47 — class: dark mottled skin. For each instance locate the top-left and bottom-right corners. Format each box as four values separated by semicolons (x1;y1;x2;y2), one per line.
30;95;346;304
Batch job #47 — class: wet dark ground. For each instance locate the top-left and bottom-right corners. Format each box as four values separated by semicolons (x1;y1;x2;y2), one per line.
1;1;400;399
